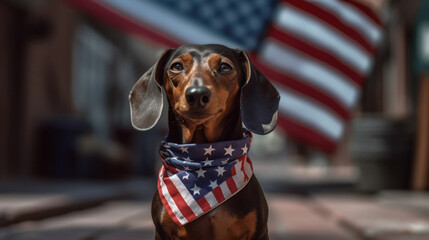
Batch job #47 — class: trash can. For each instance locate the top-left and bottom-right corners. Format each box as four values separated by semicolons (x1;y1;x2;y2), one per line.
350;115;413;192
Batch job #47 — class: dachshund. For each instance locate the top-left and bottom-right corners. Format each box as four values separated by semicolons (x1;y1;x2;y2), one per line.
129;44;279;240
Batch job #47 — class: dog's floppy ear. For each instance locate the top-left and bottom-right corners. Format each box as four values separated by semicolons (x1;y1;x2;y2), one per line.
240;51;280;135
129;50;172;131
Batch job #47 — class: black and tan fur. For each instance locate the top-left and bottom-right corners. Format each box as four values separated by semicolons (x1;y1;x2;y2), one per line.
129;44;280;240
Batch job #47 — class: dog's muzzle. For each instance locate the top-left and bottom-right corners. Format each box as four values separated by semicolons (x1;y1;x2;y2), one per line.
185;86;212;108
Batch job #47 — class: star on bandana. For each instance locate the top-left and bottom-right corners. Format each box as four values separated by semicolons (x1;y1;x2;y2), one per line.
179;146;189;153
182;172;190;180
190;184;201;195
208;180;217;189
204;160;213;167
222;158;230;165
224;145;235;156
196;168;206;178
215;166;226;176
204;145;216;155
241;145;248;154
184;165;191;171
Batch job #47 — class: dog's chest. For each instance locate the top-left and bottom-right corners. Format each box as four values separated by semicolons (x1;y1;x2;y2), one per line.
160;205;257;239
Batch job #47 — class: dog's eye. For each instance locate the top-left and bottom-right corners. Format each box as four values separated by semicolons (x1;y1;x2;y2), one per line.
218;63;232;72
170;62;184;72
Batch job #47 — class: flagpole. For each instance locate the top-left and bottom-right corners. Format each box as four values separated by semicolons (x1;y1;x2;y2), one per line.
413;73;429;190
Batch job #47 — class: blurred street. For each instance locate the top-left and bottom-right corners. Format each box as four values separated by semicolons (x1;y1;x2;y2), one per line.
1;182;429;240
0;154;428;240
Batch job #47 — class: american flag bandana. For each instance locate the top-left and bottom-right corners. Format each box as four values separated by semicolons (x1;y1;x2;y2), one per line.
157;131;253;226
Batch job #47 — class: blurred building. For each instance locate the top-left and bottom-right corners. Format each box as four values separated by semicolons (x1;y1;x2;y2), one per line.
0;0;428;192
0;0;164;179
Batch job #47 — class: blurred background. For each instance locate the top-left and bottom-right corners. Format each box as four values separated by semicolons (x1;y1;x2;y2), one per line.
1;0;429;239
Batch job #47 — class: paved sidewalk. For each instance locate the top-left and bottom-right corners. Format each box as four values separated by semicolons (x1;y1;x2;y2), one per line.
0;179;428;239
312;192;429;240
0;179;155;227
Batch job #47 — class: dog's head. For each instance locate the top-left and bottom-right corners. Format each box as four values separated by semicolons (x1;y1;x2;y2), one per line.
129;44;279;141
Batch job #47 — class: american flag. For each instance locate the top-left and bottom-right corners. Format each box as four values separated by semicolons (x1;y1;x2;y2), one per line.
64;0;383;153
158;131;253;226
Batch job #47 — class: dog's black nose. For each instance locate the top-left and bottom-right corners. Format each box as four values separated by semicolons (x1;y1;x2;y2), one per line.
185;86;211;108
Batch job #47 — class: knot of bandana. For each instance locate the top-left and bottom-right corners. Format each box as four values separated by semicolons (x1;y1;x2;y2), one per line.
157;131;253;226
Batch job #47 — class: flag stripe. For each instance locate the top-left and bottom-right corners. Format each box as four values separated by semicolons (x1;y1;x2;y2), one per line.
240;158;253;179
275;4;371;73
232;164;245;186
66;0;181;47
158;184;182;225
204;191;219;209
247;156;254;172
233;157;253;184
316;0;382;44
170;174;204;216
276;85;344;141
268;27;364;86
230;164;237;176
277;115;336;152
100;0;244;49
226;178;238;193
219;181;232;198
342;0;383;27
163;175;197;222
260;40;359;108
157;169;182;225
196;197;211;213
287;0;374;54
244;157;253;179
212;186;225;203
159;173;187;225
251;54;349;119
166;163;179;174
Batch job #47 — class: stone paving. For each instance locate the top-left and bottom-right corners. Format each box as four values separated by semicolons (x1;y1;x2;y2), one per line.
0;179;428;240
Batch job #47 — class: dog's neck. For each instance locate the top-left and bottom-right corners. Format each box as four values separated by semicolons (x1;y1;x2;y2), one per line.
166;104;243;144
